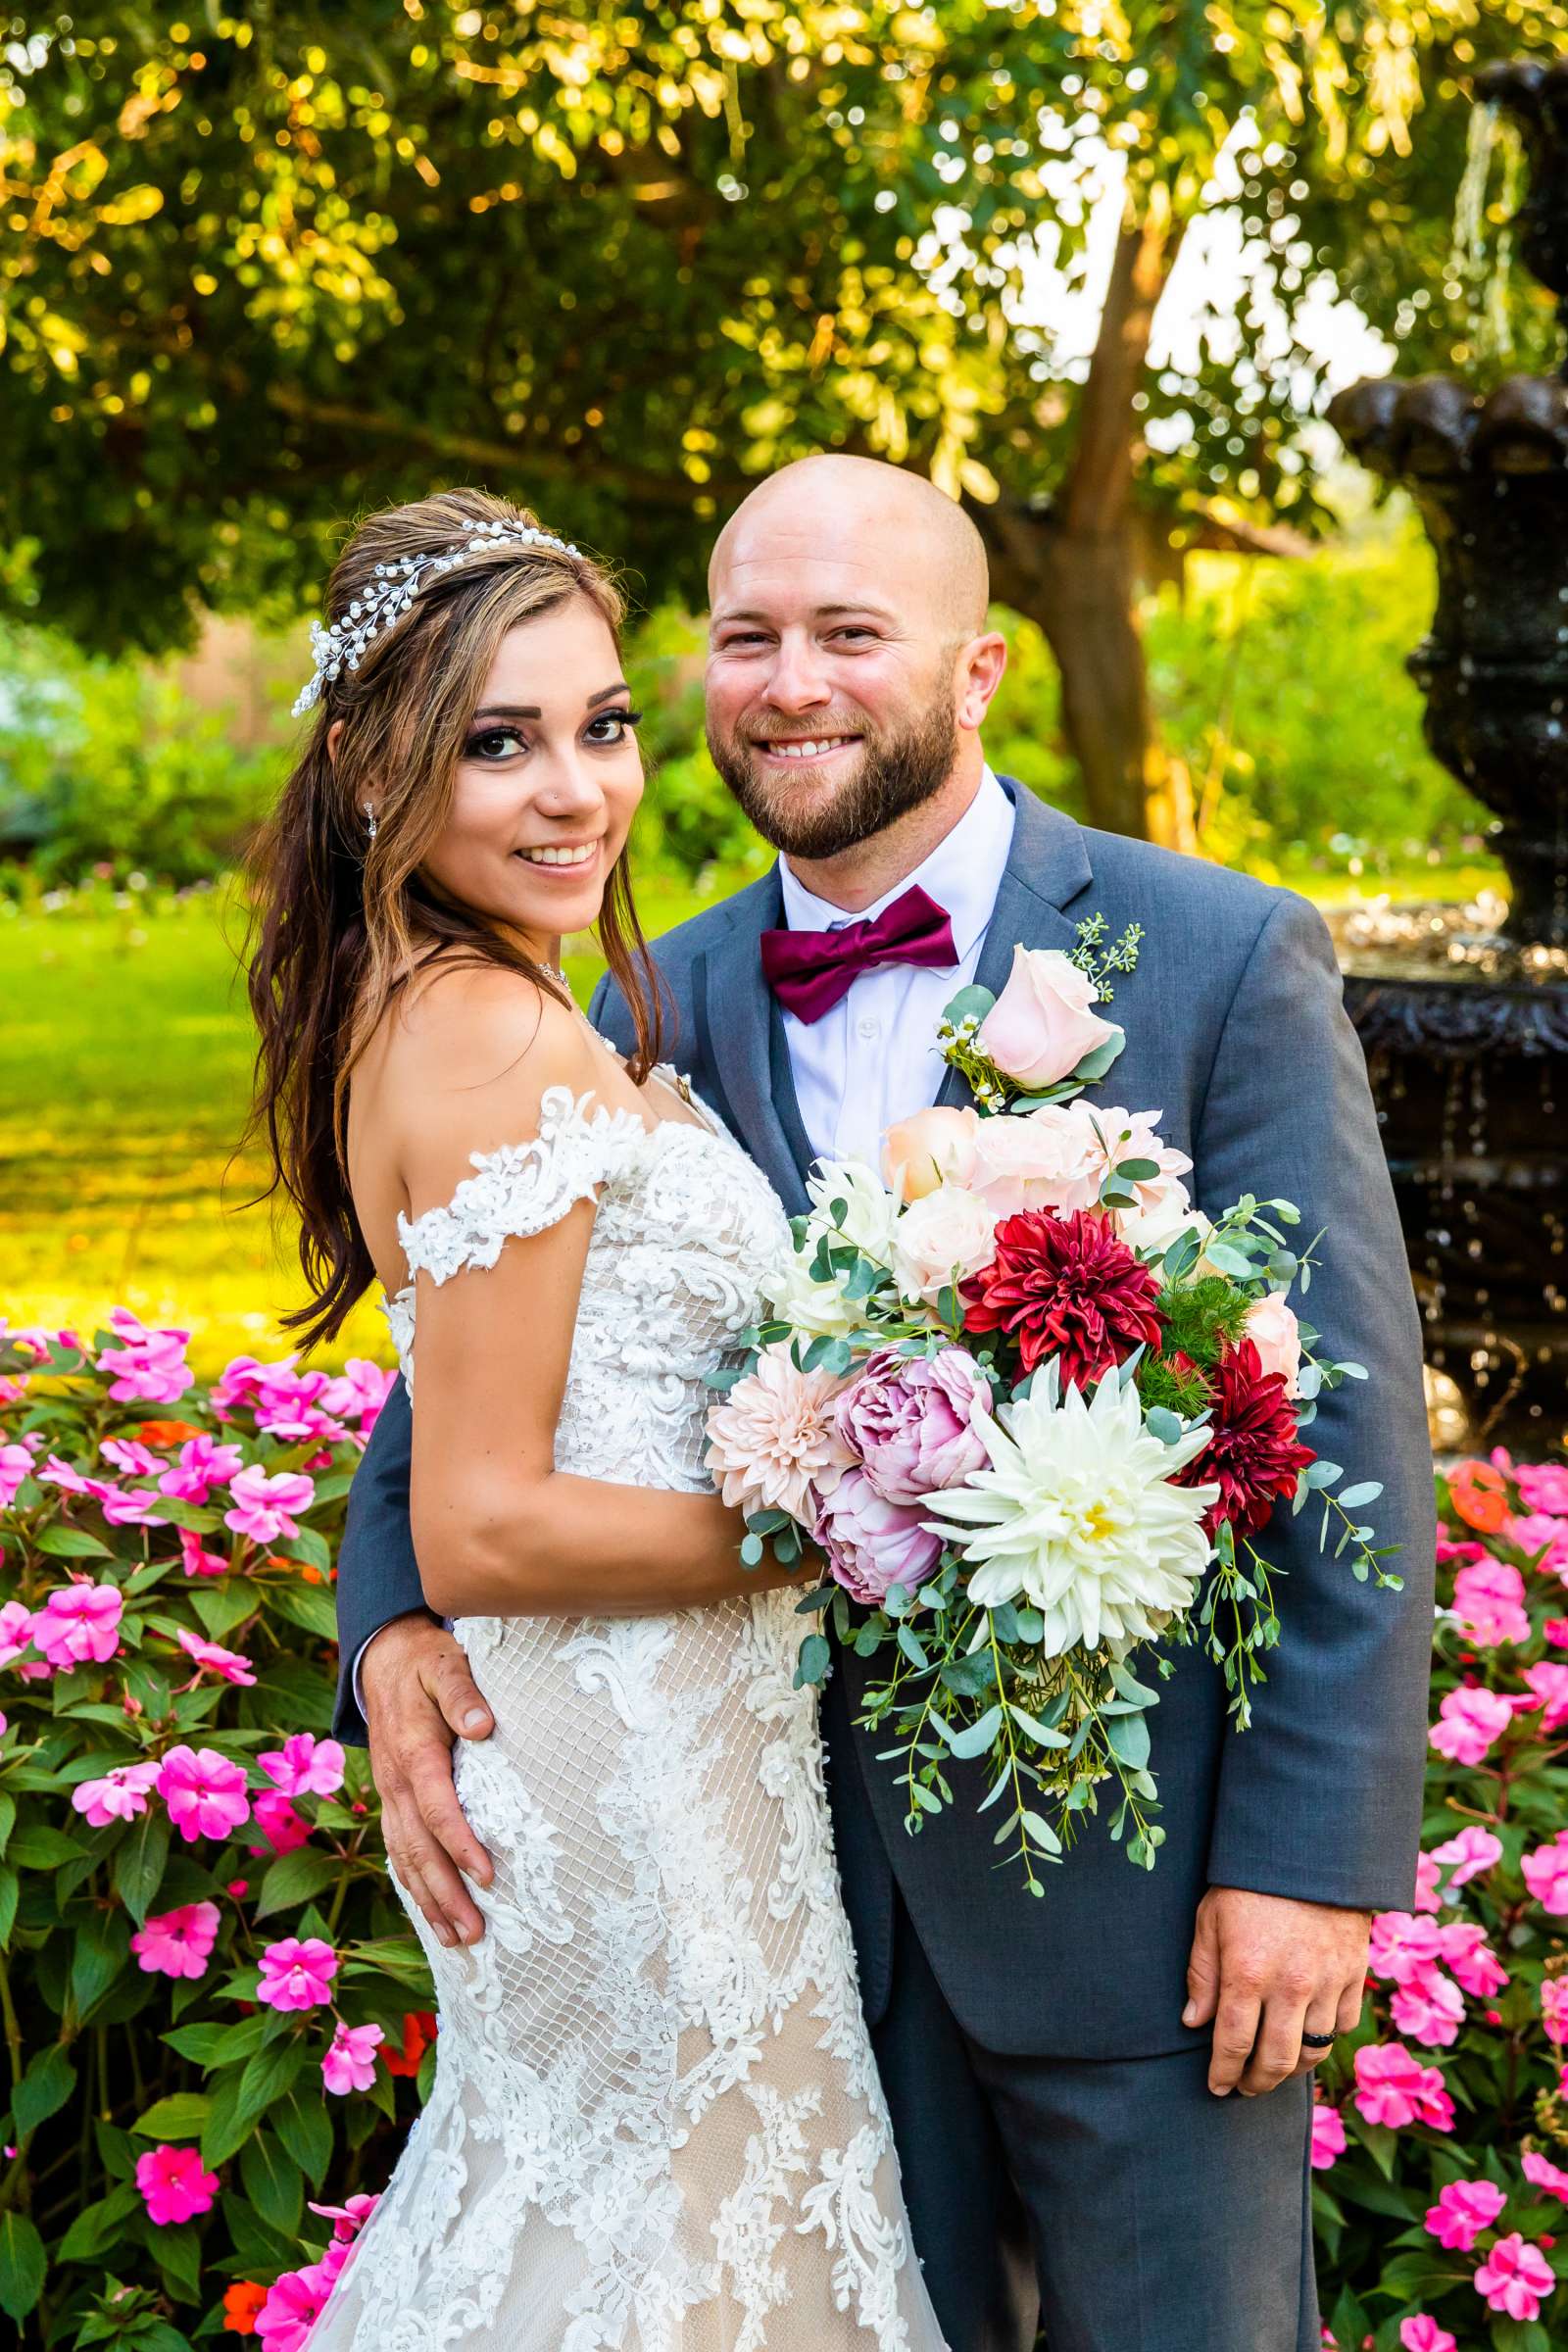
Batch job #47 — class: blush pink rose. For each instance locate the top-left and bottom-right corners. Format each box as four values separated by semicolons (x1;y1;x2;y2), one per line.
881;1106;981;1201
135;2142;220;2226
892;1185;1000;1307
816;1468;943;1605
1474;2232;1555;2321
975;944;1118;1090
968;1102;1102;1216
1242;1295;1302;1397
131;1900;221;1979
1425;2176;1506;2250
835;1348;992;1504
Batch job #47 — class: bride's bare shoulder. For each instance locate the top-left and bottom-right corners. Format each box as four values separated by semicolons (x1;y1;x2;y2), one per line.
390;956;593;1088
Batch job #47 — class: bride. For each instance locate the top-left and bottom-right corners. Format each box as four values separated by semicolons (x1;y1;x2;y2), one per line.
247;490;948;2352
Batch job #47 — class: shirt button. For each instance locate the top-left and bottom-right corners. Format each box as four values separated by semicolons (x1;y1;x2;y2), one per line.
857;1015;880;1040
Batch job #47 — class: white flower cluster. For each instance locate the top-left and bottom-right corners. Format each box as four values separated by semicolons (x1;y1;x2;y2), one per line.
292;520;582;715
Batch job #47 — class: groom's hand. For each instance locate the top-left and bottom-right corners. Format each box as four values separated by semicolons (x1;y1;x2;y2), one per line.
1183;1886;1370;2097
362;1613;496;1950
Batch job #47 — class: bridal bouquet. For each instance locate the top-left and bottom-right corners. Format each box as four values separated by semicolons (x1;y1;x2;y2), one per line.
706;917;1400;1891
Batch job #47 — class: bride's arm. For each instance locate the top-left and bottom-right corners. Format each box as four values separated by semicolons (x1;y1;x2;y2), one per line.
395;969;795;1620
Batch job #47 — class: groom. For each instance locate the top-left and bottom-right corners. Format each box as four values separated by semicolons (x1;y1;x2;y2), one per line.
333;457;1436;2350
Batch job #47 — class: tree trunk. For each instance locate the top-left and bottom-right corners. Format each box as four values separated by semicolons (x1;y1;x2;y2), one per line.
969;183;1195;850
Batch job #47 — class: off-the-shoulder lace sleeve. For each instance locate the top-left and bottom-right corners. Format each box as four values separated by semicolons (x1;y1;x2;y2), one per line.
396;1084;647;1286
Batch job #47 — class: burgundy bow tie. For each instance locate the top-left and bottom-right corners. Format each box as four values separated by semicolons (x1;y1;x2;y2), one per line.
760;884;958;1023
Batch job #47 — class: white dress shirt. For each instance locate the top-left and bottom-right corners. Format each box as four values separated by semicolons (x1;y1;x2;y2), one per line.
777;761;1016;1166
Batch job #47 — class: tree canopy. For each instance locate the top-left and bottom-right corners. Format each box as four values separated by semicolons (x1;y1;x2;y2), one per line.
4;3;1564;831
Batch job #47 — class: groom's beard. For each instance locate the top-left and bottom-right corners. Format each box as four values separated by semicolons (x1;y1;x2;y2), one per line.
707;690;958;861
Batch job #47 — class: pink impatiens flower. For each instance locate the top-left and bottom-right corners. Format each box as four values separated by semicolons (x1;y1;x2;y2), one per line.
1523;1659;1568;1733
1451;1556;1532;1645
1428;1824;1503;1892
1523;1831;1568;1916
1424;2176;1506;2250
1509;1511;1568;1577
1413;1850;1443;1915
72;1758;161;1827
0;1442;36;1508
1437;1920;1508;1999
130;1900;221;1979
319;1358;396;1435
177;1527;229;1579
1524;2149;1568;2204
135;2142;220;2226
224;1463;317;1544
260;1733;346;1799
251;1788;312;1855
1398;2321;1456;2352
96;1307;192;1404
175;1626;257;1686
1369;1911;1445;1986
34;1581;123;1669
255;2256;338;2352
1309;2100;1346;2170
1429;1684;1515;1766
309;2191;379;2242
258;1936;338;2012
1518;1462;1568;1516
157;1743;251;1842
1352;2041;1454;2132
1474;2231;1556;2321
99;1436;164;1480
158;1434;244;1504
1541;1978;1568;2046
321;2021;383;2094
0;1600;37;1669
1392;1972;1464;2048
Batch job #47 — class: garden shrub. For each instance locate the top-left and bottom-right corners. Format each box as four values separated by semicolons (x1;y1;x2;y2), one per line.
0;1313;1563;2348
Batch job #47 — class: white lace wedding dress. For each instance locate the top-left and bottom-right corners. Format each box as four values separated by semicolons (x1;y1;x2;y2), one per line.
307;1075;946;2352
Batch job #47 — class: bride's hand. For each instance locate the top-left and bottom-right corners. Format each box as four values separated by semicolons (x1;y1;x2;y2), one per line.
363;1613;496;1949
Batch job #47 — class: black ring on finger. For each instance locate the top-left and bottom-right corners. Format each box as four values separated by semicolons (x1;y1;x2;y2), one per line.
1300;2032;1335;2049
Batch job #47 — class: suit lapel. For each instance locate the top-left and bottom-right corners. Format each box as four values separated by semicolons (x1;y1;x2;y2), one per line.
935;780;1097;1110
700;870;813;1213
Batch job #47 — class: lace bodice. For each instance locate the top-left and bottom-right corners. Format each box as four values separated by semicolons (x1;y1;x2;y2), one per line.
384;1075;791;1491
312;1076;945;2352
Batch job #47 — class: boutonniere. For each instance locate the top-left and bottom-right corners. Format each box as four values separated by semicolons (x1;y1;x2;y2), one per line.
937;912;1144;1114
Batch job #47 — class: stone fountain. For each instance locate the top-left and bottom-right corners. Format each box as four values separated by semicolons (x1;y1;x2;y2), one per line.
1327;57;1568;1450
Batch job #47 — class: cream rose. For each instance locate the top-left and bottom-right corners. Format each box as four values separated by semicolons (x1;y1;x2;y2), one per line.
975;945;1119;1091
882;1105;981;1201
892;1186;1000;1307
968;1103;1102;1219
1113;1176;1212;1261
1243;1294;1303;1397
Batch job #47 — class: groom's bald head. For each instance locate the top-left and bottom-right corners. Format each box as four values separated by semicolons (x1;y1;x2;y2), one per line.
709;456;990;641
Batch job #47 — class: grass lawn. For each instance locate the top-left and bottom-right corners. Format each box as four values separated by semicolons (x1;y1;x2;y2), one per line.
2;851;1502;1373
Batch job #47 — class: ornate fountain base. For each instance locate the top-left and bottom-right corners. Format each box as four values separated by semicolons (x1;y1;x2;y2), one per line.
1342;957;1568;1449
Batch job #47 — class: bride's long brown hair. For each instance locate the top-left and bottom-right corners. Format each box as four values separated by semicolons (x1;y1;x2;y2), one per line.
247;488;662;1350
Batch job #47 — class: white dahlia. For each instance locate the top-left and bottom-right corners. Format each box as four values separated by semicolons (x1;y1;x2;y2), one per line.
924;1367;1221;1656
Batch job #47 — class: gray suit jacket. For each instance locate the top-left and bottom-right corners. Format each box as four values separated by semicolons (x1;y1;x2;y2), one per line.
334;781;1435;2058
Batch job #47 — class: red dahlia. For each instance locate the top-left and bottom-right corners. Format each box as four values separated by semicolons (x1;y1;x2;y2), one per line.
1177;1337;1315;1538
960;1209;1164;1387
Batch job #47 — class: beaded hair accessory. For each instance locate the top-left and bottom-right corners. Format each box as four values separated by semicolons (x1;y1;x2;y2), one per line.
292;518;582;716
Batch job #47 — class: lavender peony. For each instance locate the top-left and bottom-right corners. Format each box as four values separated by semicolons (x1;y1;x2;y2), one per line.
835;1347;993;1505
816;1468;944;1605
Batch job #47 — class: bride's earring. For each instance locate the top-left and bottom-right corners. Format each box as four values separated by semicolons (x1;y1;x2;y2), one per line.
363;804;378;842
